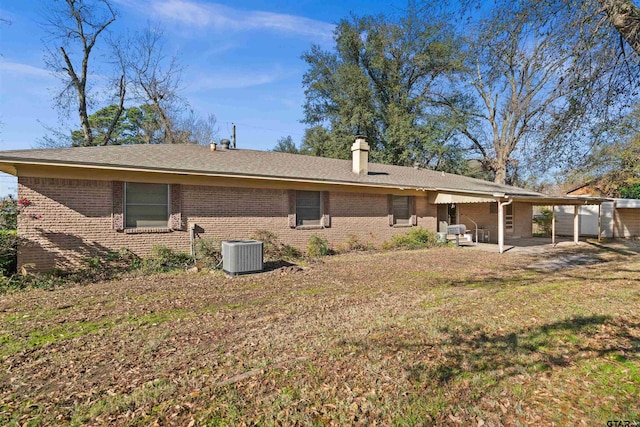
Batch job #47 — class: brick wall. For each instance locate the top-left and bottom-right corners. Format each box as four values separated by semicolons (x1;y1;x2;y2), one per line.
458;203;498;242
185;188;436;249
458;202;532;243
512;202;533;238
17;177;438;272
17;178;187;272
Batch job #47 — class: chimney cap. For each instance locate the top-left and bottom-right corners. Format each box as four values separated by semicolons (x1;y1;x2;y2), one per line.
351;135;369;152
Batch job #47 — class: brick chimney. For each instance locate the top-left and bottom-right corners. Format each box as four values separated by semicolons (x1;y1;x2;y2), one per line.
351;136;369;175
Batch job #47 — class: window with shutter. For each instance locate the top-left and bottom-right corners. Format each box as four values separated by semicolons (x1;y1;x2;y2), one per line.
125;183;170;228
393;195;411;225
296;191;322;226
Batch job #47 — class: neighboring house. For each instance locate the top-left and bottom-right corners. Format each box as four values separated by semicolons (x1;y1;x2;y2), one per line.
552;184;640;239
0;137;600;272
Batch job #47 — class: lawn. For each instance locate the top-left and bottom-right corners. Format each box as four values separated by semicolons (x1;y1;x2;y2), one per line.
1;242;639;426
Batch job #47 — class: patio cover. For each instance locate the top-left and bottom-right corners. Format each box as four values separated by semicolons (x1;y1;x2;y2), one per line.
430;191;611;253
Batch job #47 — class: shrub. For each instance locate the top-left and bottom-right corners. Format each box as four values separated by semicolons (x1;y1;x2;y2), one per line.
143;245;193;272
280;243;302;260
0;245;196;294
338;233;370;253
250;230;301;261
381;227;440;250
250;229;279;261
79;248;143;279
105;247;142;270
307;235;330;257
0;229;17;276
194;238;222;268
533;207;553;236
0;273;66;293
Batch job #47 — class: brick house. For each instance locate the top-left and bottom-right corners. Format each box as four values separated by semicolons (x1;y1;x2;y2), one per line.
0;138;602;272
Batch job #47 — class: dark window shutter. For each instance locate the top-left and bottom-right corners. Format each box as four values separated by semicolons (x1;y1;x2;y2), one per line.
387;195;394;226
288;190;296;228
169;184;183;230
410;196;417;226
322;191;331;228
112;181;124;231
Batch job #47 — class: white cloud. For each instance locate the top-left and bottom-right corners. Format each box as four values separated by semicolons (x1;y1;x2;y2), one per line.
187;67;291;91
152;0;217;27
132;0;334;42
0;61;54;79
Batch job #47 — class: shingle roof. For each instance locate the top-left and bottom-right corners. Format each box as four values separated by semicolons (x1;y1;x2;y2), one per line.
0;144;543;197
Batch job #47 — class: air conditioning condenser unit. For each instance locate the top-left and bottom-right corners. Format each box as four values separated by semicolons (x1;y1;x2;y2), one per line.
222;240;264;275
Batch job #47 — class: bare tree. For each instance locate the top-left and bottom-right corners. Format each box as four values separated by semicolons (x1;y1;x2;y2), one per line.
441;0;635;185
101;36;128;146
172;110;219;145
452;20;572;184
43;0;119;146
123;26;183;144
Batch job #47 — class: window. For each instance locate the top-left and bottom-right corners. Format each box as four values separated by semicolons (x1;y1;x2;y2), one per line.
125;183;169;228
296;191;321;226
505;204;514;232
393;195;411;225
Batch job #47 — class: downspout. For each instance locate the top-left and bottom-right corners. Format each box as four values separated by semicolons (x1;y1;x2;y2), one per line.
612;200;617;239
597;203;602;242
497;199;513;254
551;204;556;246
573;205;580;245
190;223;196;260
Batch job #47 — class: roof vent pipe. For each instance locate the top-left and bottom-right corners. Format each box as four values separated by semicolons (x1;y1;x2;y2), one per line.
220;139;231;150
351;135;369;175
210;142;217;151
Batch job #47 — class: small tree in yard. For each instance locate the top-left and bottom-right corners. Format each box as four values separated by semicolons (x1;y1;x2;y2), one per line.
0;196;17;230
0;196;42;276
533;207;554;236
307;235;330;257
0;196;18;276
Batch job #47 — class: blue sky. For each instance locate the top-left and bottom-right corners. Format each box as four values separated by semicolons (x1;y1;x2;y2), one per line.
0;0;410;196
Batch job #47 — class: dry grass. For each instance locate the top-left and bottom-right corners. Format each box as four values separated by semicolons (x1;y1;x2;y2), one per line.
1;242;639;426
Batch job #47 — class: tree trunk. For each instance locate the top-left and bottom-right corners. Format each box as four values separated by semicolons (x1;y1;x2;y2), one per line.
493;150;508;185
494;163;508;185
597;0;640;55
101;75;126;146
77;89;93;146
50;2;115;147
156;103;174;144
